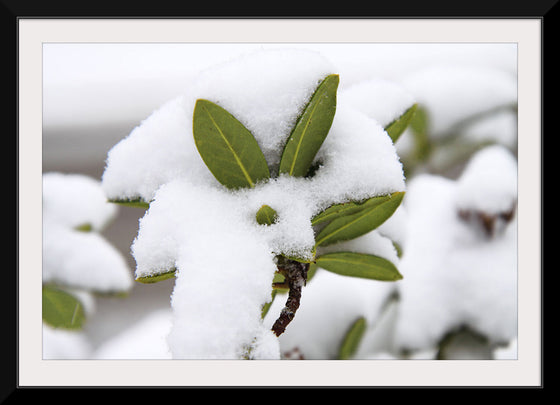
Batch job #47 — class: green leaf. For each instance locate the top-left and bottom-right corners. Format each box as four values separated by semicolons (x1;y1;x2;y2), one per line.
392;240;403;258
314;192;404;247
385;103;418;143
193;99;270;189
108;197;150;209
256;204;278;226
279;74;339;177
338;317;367;360
136;268;177;284
42;285;86;329
409;105;432;162
306;262;319;283
312;199;377;226
74;223;92;232
315;251;403;281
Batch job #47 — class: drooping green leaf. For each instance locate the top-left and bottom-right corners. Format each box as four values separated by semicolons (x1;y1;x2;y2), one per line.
108;197;150;209
385;103;418;143
256;204;278;226
338;317;367;360
409;105;432;163
314;192;404;247
392;240;403;258
193;99;270;189
279;74;339;177
136;268;177;284
306;262;319;283
42;285;86;330
315;252;403;281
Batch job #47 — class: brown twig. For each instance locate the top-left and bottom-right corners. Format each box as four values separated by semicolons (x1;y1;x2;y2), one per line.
271;257;309;337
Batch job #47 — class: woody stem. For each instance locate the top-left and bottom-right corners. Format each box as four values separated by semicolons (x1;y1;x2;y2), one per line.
271;257;309;337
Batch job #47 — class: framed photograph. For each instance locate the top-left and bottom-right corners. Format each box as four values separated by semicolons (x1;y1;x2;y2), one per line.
12;8;547;390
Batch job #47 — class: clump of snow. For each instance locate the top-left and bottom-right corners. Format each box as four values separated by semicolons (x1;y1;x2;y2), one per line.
43;172;118;231
137;179;279;359
392;146;518;354
493;338;518;360
43;172;132;294
454;144;518;216
338;78;416;128
102;48;406;359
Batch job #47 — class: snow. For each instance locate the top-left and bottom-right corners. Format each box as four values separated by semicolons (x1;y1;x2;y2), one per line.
393;146;518;354
42;173;133;293
43;172;118;231
94;309;173;359
136;179;279;359
338;78;416;128
43;325;93;359
454;144;518;215
494;338;518;360
102;48;406;359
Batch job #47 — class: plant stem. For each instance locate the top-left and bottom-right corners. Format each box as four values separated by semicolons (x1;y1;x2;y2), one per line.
271;257;309;337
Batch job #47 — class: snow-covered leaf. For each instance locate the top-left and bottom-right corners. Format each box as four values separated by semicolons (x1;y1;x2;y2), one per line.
136;268;176;284
193;99;270;189
338;316;367;360
314;192;404;247
42;285;86;330
108;197;150;209
279;74;339;177
385;103;417;143
315;251;403;281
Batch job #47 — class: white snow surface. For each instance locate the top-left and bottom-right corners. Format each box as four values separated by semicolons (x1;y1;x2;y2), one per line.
43;173;133;293
338;78;416;128
102;48;406;359
393;146;518;352
454;144;518;215
43;172;118;231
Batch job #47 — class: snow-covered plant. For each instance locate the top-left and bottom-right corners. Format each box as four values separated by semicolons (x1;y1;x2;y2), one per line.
102;49;413;359
42;172;132;331
392;145;518;359
269;145;517;360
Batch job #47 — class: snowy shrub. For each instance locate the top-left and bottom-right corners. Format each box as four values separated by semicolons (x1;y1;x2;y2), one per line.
101;49;415;359
42;172;132;331
392;145;518;359
268;145;518;360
